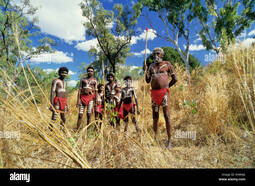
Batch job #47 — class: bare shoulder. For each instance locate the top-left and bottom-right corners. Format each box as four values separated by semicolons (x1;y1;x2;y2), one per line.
165;61;175;72
92;78;98;83
52;78;58;84
164;61;173;67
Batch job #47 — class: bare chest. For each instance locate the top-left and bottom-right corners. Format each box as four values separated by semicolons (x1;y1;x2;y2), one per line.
53;79;66;93
150;64;170;89
82;78;96;89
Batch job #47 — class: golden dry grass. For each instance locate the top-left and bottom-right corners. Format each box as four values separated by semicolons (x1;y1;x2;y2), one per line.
0;46;255;168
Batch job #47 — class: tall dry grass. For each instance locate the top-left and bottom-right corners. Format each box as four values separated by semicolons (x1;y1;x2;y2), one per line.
0;46;255;168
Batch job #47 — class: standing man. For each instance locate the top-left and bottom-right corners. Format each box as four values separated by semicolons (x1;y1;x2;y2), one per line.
105;73;118;126
76;66;97;131
105;73;117;104
50;67;69;130
144;48;178;149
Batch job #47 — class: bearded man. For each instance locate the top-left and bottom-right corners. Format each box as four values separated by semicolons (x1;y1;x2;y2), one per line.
144;47;178;149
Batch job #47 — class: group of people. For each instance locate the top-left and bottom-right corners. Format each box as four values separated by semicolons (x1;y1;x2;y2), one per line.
49;47;177;149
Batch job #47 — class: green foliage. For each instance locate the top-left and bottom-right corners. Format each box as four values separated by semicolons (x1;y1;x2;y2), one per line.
183;99;198;114
0;0;54;71
115;65;143;81
0;0;55;102
80;0;141;74
192;0;255;53
138;0;198;71
14;65;58;103
145;47;201;70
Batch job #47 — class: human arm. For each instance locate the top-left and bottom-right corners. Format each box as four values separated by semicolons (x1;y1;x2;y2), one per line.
49;80;56;111
145;65;151;83
76;80;82;107
133;89;140;115
168;63;178;88
118;91;124;112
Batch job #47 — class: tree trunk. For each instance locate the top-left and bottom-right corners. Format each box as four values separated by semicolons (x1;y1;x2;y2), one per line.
174;42;190;72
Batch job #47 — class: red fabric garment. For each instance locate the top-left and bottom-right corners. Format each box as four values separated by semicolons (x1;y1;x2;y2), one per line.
53;97;67;111
117;105;124;119
123;103;133;112
96;105;103;113
150;88;169;106
81;94;94;106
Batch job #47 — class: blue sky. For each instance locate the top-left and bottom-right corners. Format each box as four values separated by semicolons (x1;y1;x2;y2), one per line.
25;0;255;86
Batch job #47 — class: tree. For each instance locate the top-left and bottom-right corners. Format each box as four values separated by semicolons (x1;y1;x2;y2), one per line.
115;65;143;81
191;0;255;53
80;0;142;74
145;47;201;70
0;0;54;83
138;0;197;72
0;0;56;107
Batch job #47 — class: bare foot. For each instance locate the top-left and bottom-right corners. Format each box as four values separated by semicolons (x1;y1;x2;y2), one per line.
166;141;173;149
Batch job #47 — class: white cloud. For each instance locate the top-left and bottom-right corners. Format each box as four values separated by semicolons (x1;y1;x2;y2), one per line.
43;68;76;75
194;34;202;43
133;49;152;57
30;0;86;43
43;68;55;74
239;38;255;48
188;44;206;51
248;29;255;37
29;50;73;64
75;29;157;52
129;65;140;70
68;80;78;87
239;31;247;38
136;27;142;32
131;29;157;45
75;38;99;52
68;70;76;75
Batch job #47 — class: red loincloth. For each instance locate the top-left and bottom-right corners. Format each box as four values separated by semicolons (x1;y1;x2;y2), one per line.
53;97;67;111
80;94;94;106
123;103;134;112
96;105;103;113
117;105;124;119
150;88;169;106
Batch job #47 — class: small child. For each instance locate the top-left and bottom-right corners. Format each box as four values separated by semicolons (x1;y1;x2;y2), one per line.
95;83;104;128
118;76;140;132
112;83;123;127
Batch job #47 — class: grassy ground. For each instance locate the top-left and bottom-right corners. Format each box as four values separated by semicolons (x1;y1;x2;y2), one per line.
0;46;255;168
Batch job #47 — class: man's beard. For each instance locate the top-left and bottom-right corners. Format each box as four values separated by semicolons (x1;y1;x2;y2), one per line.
155;56;163;63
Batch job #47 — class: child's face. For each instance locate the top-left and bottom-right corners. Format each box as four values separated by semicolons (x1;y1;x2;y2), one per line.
108;76;114;82
99;86;104;92
59;71;68;79
125;79;132;87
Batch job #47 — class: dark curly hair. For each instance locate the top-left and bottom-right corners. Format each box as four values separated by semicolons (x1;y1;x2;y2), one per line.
87;66;94;72
106;73;115;80
58;67;69;75
97;83;104;89
124;75;132;81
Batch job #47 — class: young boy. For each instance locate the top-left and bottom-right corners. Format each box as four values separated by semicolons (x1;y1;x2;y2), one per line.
95;83;104;128
118;76;140;132
113;83;123;127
